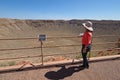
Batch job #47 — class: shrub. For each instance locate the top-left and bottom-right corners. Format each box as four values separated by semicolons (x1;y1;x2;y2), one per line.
8;61;16;66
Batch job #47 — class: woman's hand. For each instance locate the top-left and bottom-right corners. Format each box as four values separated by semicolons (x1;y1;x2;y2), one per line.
83;47;87;53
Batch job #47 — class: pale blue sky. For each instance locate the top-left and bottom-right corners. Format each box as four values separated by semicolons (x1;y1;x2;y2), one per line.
0;0;120;20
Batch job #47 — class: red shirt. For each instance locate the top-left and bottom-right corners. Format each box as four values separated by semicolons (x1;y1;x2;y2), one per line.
82;31;92;47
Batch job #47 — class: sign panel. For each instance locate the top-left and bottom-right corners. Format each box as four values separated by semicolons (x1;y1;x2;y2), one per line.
38;34;46;41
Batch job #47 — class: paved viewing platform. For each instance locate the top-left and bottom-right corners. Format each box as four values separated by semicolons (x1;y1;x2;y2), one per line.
0;55;120;80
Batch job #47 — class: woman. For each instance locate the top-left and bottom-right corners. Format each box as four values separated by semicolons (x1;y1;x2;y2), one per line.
81;21;93;69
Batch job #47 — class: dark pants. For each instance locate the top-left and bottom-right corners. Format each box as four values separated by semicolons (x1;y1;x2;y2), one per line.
81;44;92;67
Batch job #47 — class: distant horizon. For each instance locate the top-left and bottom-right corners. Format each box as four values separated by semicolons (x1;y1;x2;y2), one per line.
1;17;120;21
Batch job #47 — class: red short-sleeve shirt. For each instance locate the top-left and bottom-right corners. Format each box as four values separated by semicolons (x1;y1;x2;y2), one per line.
82;31;92;47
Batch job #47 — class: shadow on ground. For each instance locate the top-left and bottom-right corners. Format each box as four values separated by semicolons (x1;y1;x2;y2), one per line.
0;56;119;74
45;65;84;80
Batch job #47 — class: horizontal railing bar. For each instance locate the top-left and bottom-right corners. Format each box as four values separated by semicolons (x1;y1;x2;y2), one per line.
93;42;119;45
0;55;42;60
0;52;80;61
91;48;120;52
0;47;41;51
0;35;119;40
93;35;120;38
0;35;119;61
0;38;37;40
44;52;80;57
43;44;81;48
47;36;79;39
0;48;120;61
0;42;119;51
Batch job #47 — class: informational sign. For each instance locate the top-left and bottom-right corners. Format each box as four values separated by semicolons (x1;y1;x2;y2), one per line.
38;34;46;65
38;34;46;41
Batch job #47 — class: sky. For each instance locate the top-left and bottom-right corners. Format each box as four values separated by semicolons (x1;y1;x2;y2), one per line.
0;0;120;20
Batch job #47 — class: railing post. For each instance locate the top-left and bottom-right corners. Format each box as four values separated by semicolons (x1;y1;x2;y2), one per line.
40;40;44;65
38;34;46;66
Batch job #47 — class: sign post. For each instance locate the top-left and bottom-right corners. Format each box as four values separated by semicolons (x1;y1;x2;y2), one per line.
38;34;46;65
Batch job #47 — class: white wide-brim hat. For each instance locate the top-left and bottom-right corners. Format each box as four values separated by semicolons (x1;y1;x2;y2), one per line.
82;21;93;31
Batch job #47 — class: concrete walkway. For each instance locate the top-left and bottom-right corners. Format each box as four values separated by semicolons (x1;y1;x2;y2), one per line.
0;56;120;80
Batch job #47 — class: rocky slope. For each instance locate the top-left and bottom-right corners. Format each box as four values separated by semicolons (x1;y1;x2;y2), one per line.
0;18;120;37
0;18;120;65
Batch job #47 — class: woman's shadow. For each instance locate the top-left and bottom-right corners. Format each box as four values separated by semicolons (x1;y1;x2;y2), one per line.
45;65;84;80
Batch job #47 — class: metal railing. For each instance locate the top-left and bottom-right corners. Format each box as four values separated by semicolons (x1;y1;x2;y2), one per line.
0;35;120;65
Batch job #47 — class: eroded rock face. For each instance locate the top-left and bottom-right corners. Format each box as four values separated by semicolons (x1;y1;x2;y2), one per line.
0;18;120;64
0;18;120;37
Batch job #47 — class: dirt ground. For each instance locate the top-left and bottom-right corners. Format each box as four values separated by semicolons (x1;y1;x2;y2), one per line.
0;59;120;80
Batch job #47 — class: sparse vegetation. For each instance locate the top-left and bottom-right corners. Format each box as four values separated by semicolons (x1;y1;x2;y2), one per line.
8;61;16;66
0;61;16;67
